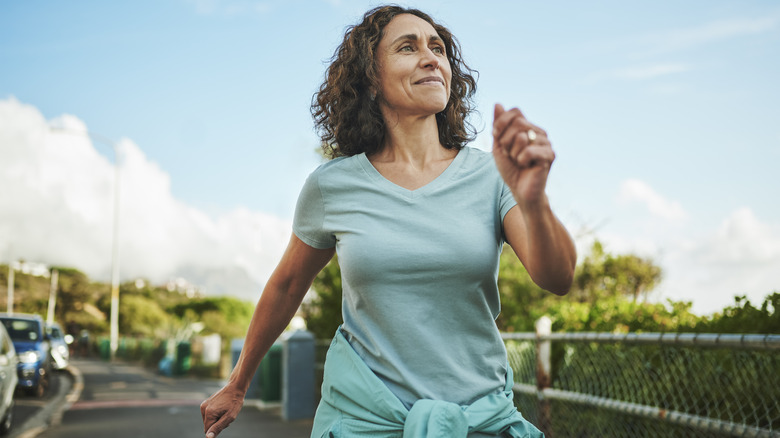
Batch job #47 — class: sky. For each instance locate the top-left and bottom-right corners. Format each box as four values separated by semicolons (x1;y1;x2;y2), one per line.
1;0;779;316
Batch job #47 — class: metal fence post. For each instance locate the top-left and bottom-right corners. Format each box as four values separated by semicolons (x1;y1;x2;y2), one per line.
535;316;553;436
281;330;315;421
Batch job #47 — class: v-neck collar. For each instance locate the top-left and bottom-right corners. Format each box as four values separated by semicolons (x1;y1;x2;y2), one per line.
357;147;468;199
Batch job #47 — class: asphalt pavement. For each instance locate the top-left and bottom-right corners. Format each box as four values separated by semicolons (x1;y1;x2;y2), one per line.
9;366;72;438
13;358;313;438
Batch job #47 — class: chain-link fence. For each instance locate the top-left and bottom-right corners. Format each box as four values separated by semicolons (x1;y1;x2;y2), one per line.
505;324;780;438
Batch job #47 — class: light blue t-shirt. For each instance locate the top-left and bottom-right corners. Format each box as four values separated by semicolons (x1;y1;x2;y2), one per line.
293;146;518;409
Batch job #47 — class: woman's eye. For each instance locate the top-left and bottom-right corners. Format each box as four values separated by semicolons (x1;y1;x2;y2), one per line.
432;46;444;55
400;45;413;52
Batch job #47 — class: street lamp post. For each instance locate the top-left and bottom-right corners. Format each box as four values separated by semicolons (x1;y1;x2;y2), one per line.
49;127;122;361
108;143;121;361
6;261;16;314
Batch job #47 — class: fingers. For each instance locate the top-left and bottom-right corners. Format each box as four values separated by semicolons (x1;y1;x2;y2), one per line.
493;103;552;168
201;400;236;438
206;416;233;438
516;145;555;169
493;102;505;120
203;410;234;438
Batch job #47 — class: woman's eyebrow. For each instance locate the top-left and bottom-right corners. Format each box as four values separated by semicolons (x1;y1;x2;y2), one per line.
389;33;444;46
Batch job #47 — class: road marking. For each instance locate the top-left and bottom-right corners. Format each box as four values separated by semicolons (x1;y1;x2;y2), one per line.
16;425;47;438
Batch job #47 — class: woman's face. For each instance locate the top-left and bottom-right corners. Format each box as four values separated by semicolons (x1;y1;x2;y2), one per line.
375;14;452;119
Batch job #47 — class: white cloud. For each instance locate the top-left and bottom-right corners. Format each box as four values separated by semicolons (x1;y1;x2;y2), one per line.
617;179;687;222
0;97;290;300
700;208;780;264
598;180;778;315
611;63;690;81
659;208;780;314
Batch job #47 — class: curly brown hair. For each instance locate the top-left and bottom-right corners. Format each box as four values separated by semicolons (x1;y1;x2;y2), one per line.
311;5;478;159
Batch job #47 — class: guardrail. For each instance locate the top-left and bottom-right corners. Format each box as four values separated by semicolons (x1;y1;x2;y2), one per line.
312;323;779;437
504;317;780;437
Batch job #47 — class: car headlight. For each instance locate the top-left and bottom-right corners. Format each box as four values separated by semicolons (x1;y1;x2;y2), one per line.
19;350;41;364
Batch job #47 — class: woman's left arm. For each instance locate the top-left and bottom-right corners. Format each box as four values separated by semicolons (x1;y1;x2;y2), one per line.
492;103;577;295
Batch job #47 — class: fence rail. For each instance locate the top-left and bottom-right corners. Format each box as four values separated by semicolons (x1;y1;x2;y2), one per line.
503;319;780;437
313;327;779;437
502;331;780;350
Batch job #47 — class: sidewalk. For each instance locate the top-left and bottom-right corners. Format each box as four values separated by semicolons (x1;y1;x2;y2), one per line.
35;358;313;438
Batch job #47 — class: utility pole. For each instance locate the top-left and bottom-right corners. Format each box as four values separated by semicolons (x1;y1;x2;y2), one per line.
49;126;122;360
109;154;121;361
6;261;14;314
47;269;59;324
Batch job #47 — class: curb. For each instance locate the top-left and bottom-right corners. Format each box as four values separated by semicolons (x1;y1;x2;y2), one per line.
14;365;82;438
50;365;83;426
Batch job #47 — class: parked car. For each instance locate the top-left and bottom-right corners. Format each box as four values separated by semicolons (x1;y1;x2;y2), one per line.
0;314;51;397
45;322;70;370
0;322;18;435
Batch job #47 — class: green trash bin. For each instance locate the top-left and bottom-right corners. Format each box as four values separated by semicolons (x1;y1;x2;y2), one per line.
174;341;192;376
258;343;282;402
99;338;111;361
117;338;127;359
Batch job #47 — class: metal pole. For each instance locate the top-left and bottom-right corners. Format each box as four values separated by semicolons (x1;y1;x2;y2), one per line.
109;145;121;361
535;316;553;436
6;262;14;314
47;269;59;324
48;127;122;361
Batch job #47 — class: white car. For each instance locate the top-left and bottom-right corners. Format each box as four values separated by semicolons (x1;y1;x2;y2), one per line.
0;322;18;435
46;323;70;370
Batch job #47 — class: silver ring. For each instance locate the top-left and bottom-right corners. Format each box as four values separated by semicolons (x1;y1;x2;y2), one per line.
527;129;537;143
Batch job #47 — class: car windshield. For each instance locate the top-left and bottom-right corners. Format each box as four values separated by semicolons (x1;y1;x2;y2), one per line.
48;326;63;339
1;319;40;342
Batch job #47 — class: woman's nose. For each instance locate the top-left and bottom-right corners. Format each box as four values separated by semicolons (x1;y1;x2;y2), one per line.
420;48;439;70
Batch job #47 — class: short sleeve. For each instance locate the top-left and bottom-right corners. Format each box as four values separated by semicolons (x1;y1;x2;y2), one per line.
499;181;518;221
293;171;336;249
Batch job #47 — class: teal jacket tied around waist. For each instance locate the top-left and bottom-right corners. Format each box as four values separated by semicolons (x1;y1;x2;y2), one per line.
310;329;544;438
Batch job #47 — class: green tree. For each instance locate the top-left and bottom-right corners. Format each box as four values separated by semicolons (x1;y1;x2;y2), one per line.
496;241;695;333
301;256;343;340
496;246;554;332
118;294;171;337
53;268;91;319
574;241;662;303
170;296;255;340
53;267;108;334
691;293;779;334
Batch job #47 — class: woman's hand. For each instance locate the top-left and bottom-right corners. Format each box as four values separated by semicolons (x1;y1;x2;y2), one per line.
492;103;555;208
200;383;246;438
493;103;576;295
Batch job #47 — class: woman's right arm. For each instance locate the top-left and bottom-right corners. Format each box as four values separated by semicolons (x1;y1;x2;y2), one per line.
200;233;335;438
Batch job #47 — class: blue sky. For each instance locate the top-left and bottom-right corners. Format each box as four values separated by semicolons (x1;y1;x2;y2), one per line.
1;0;779;315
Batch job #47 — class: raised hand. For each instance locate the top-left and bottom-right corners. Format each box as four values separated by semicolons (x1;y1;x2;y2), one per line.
491;103;555;208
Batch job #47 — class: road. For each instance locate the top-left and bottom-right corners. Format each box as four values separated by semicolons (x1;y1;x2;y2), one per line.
10;367;71;438
14;358;313;438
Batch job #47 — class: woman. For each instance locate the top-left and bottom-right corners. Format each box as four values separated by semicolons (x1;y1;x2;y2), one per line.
201;5;576;438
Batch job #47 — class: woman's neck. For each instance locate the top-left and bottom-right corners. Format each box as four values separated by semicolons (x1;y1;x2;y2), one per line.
367;112;458;191
372;113;449;167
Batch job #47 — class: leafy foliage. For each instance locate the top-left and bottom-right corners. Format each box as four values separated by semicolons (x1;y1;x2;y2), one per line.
301;256;343;340
573;241;662;303
171;296;255;340
689;293;779;334
116;294;171;337
0;265;256;344
500;242;697;333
